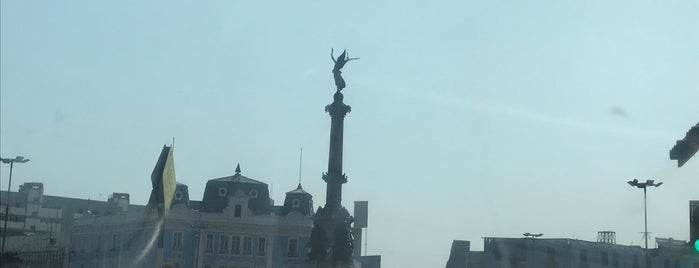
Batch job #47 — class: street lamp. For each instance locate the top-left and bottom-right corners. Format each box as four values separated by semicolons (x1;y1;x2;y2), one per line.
523;233;543;238
627;178;662;267
522;233;543;266
1;156;30;254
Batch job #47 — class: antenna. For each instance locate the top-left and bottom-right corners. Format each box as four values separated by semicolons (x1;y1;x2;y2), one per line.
298;147;303;185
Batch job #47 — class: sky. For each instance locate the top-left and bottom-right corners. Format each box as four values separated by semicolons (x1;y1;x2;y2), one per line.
1;0;698;267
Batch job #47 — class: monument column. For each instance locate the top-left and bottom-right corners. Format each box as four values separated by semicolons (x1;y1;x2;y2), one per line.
308;49;358;268
324;91;350;210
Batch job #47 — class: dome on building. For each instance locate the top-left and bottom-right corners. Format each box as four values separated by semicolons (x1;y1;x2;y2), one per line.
279;183;313;216
172;183;190;207
199;164;272;215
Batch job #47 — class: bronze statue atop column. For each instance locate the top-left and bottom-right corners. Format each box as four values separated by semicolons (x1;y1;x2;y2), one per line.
331;49;359;92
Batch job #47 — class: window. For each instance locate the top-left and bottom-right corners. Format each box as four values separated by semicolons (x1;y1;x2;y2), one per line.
664;258;670;268
579;249;587;263
257;237;266;256
96;236;102;252
632;255;639;268
231;236;241;254
219;235;229;254
218;187;227;196
602;252;608;266
243;236;252;255
173;232;183;251
516;242;527;262
125;233;133;250
205;234;214;253
546;247;557;268
75;235;84;252
612;252;619;267
111;234;119;251
493;243;502;261
234;205;242;217
288;238;298;257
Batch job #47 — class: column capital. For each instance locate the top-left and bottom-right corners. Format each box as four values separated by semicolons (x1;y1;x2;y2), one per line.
322;172;348;184
325;91;351;117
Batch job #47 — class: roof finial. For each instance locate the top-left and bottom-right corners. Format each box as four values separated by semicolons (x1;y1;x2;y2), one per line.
298;146;303;188
235;164;241;174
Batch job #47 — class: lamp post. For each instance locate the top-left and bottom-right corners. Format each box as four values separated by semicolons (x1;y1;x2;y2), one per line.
523;233;543;267
1;156;30;254
523;233;543;238
627;179;662;268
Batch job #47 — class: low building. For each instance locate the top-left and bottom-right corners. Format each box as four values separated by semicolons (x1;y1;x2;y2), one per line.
482;236;646;268
1;182;146;267
446;240;482;268
446;235;699;268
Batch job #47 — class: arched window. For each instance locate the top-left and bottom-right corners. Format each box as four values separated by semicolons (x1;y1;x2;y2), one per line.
234;205;242;217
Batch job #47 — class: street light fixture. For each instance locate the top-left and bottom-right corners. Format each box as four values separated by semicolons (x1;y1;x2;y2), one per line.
1;156;30;254
522;233;543;266
523;233;543;238
627;178;662;267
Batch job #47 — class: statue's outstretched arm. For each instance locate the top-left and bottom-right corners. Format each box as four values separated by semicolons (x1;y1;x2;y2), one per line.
345;52;359;62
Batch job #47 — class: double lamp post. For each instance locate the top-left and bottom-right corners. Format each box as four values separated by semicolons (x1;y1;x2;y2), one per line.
627;178;662;267
1;156;30;254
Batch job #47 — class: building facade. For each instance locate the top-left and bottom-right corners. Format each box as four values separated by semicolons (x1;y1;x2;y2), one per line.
1;182;146;267
68;167;314;268
1;182;145;247
446;236;699;268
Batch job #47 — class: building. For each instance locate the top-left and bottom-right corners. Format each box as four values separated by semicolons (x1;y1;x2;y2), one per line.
446;234;699;268
68;166;315;268
1;182;146;246
446;240;482;268
0;182;146;268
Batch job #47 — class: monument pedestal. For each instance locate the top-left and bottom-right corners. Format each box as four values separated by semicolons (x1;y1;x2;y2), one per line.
308;205;354;268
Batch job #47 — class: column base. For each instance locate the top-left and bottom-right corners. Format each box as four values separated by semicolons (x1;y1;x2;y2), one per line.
307;259;355;268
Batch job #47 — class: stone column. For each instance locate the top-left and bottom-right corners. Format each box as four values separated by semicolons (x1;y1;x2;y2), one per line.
308;91;355;268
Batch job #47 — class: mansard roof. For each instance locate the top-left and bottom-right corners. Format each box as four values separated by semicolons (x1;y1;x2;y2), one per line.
209;164;266;185
210;173;266;185
286;183;310;195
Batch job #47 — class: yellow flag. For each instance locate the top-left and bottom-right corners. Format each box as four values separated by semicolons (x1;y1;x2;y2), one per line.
161;145;176;215
149;145;177;217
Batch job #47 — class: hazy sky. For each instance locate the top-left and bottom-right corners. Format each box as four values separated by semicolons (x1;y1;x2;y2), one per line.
2;1;698;267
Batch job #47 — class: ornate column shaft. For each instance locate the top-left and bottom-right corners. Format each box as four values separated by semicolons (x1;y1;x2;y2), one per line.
323;91;351;210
